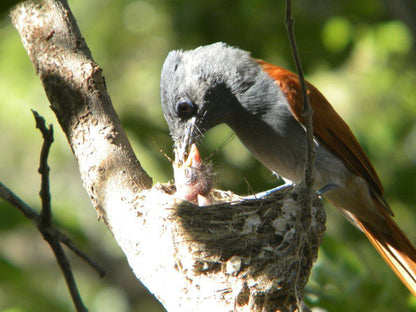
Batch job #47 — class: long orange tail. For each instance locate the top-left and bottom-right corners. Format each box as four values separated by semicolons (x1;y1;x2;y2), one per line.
353;213;416;296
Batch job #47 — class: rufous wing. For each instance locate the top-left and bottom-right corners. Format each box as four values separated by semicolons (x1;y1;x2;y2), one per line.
258;60;386;209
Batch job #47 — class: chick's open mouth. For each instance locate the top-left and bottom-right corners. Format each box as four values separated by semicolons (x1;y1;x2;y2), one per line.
174;143;200;169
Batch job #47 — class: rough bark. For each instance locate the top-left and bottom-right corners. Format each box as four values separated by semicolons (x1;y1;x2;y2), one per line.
11;1;326;311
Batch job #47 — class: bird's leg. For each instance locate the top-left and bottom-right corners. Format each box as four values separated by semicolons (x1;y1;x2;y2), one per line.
244;178;294;200
316;183;338;196
244;179;338;200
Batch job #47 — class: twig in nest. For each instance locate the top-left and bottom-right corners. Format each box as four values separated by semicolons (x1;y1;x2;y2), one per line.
284;2;317;310
285;0;316;195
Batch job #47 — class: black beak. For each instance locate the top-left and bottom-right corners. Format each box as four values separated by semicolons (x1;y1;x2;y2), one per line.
174;117;197;165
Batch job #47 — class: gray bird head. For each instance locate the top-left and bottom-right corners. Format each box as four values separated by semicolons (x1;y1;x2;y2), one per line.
160;42;266;162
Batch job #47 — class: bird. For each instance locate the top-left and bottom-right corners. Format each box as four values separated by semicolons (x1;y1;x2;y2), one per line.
173;143;213;205
160;42;416;296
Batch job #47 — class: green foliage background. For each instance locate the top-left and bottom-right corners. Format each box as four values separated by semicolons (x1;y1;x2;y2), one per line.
1;0;416;311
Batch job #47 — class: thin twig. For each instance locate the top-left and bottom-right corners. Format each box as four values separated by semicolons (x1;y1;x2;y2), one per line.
53;229;106;277
33;110;88;311
0;182;106;277
0;111;111;311
0;182;38;220
43;231;88;312
285;0;316;195
32;109;54;227
285;2;316;311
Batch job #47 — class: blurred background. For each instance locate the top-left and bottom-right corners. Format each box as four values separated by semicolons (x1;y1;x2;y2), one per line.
1;0;416;311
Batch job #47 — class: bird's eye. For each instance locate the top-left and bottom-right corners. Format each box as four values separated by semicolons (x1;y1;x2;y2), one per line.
176;100;197;119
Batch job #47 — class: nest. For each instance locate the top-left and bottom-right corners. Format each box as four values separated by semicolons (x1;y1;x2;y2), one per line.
141;184;326;312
